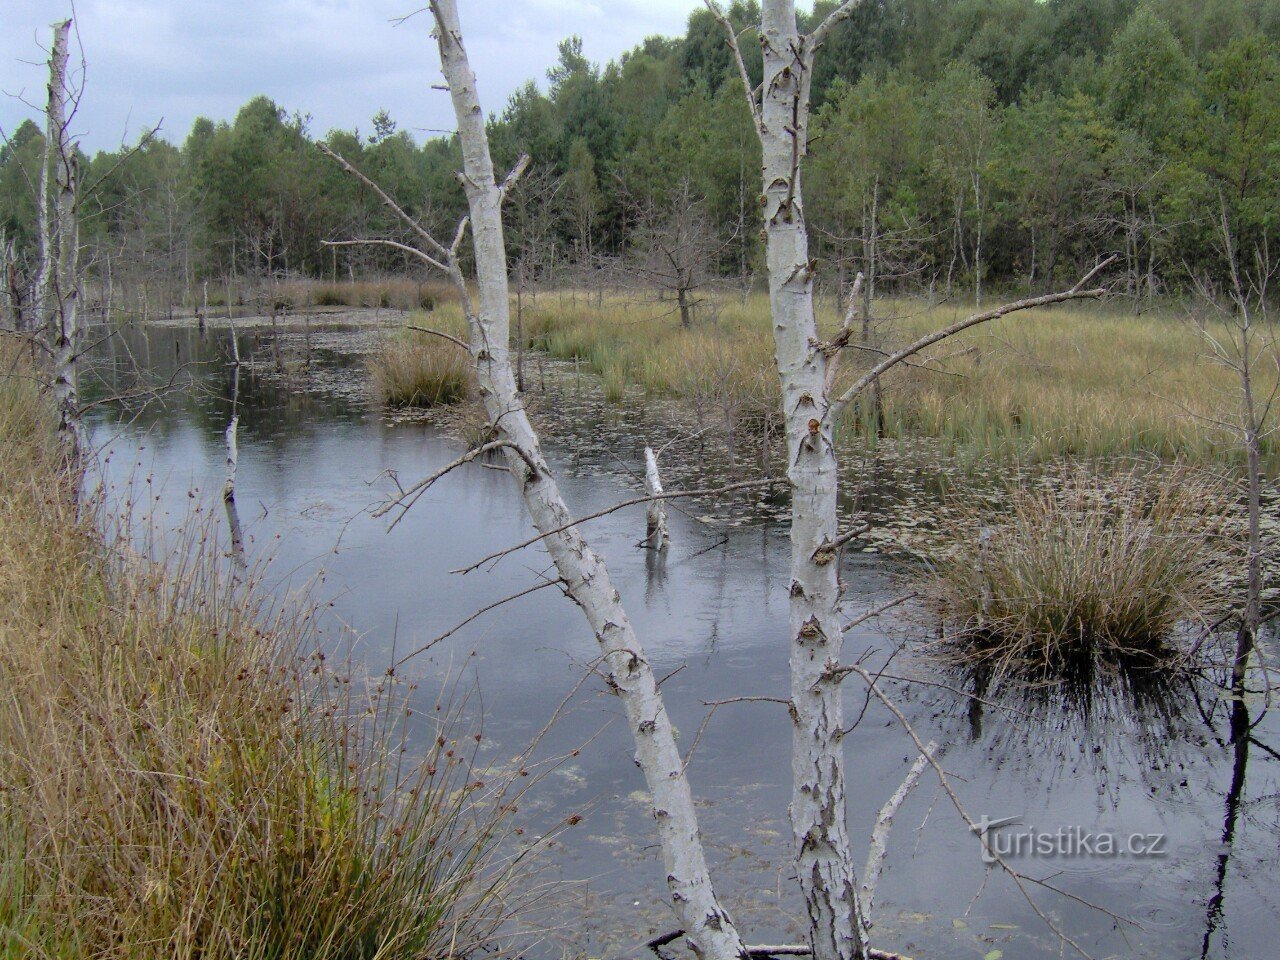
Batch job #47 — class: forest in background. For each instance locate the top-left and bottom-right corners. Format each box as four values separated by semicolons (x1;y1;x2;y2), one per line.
3;0;1280;316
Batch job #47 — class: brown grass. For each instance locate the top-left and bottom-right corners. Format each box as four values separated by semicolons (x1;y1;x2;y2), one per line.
0;359;538;959
509;291;1280;469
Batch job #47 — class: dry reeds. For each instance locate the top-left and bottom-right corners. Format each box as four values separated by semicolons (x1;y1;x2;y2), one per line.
919;465;1233;682
0;360;537;959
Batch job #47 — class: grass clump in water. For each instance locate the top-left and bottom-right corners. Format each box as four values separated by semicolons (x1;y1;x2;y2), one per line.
0;357;536;959
372;332;475;407
920;466;1232;683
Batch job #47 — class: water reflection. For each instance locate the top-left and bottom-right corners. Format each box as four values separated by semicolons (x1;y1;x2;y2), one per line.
78;319;1280;960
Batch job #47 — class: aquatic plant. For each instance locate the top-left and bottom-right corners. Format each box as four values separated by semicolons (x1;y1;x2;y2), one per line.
919;465;1234;682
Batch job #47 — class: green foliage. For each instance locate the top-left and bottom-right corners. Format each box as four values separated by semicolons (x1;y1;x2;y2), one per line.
7;0;1280;302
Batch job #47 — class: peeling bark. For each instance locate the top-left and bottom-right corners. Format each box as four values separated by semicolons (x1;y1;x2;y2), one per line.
751;4;870;959
45;20;80;449
425;5;746;957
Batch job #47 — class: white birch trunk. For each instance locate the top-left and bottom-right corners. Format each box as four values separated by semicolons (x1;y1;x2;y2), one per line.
223;324;247;571
0;229;14;330
644;446;671;551
758;4;866;958
429;5;744;957
46;20;80;447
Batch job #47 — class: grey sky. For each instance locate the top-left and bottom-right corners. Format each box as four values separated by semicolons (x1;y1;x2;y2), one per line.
1;0;715;154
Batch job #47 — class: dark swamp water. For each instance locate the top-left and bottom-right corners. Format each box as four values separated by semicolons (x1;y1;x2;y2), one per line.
81;318;1280;960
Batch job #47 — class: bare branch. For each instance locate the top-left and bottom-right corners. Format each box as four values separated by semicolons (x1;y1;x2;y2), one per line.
842;663;1122;959
830;257;1116;420
393;576;567;666
704;2;762;130
841;594;916;634
862;742;937;920
809;0;869;48
375;440;534;528
321;238;448;274
452;478;785;574
406;323;470;351
316;141;452;260
498;153;531;203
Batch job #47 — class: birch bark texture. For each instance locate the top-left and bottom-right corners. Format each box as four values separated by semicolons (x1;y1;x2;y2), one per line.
753;4;870;958
425;5;748;957
45;19;81;445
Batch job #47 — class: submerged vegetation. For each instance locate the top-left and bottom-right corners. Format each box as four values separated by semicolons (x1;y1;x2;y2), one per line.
919;466;1234;683
0;358;532;959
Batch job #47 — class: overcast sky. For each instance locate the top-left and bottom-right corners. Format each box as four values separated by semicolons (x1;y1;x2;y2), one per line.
1;0;726;154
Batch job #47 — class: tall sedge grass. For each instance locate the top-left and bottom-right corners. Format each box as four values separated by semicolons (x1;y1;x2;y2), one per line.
918;465;1233;682
0;357;541;959
371;329;475;408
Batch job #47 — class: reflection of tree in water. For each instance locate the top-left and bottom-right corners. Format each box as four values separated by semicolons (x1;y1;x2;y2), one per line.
1201;696;1251;960
81;322;374;443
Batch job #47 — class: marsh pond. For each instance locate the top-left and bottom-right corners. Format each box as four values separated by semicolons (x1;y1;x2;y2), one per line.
84;316;1280;960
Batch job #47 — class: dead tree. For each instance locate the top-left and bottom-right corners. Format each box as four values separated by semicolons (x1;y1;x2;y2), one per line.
42;19;82;450
643;446;670;550
320;4;748;957
223;322;247;571
708;3;1112;959
629;179;735;327
1187;203;1277;700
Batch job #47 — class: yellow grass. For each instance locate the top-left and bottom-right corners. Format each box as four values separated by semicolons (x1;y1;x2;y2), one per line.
505;291;1276;469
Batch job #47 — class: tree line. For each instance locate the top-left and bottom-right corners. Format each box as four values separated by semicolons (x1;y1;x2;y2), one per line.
3;0;1280;315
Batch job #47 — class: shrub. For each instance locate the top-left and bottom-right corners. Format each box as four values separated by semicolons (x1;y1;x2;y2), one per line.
371;334;475;407
919;466;1233;682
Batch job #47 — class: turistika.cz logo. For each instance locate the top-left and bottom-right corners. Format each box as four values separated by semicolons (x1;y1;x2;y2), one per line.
972;815;1168;865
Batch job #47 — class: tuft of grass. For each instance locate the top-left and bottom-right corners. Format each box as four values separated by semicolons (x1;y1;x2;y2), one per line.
918;465;1233;683
371;332;475;408
0;352;538;959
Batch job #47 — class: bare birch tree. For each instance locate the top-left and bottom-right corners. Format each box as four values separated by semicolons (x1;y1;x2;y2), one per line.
42;19;82;451
322;4;749;957
707;3;1112;958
